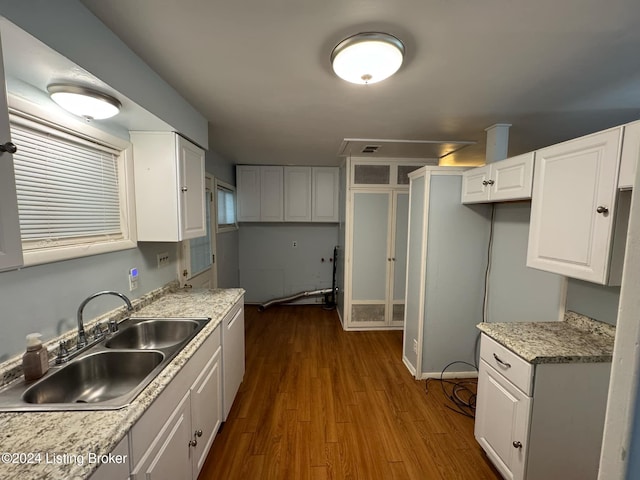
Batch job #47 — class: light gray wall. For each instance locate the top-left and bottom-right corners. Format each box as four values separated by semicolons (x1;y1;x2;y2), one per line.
0;243;178;361
565;279;620;325
205;148;235;186
487;202;566;323
239;224;338;303
0;0;208;147
217;230;239;288
422;175;492;375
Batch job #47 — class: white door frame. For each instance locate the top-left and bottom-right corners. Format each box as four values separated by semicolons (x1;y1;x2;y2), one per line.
179;174;217;288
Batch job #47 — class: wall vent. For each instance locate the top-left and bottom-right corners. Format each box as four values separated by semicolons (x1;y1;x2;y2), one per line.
361;145;380;153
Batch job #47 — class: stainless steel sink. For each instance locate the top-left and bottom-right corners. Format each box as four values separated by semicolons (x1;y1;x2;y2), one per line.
0;316;210;411
106;319;201;350
23;351;164;405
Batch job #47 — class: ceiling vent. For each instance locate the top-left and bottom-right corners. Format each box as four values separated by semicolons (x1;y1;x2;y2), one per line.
361;145;380;154
338;138;476;161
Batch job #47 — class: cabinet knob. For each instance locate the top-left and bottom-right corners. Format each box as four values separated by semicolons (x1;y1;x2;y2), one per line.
482;180;488;186
189;429;203;447
487;179;495;185
0;141;17;154
513;441;523;449
388;258;392;262
181;186;188;192
596;206;609;215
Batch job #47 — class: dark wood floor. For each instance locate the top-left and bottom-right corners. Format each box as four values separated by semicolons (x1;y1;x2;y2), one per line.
199;305;501;479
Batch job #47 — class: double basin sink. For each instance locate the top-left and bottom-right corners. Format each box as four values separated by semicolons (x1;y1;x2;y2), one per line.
0;317;210;411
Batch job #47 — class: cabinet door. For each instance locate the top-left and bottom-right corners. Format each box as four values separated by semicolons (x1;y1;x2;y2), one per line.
312;167;339;222
619;120;640;189
490;152;534;202
284;167;311;221
461;165;490;203
190;345;222;478
350;191;390;325
132;391;192;480
475;360;531;480
236;166;261;222
527;129;622;284
260;166;283;221
178;136;206;239
0;38;23;272
223;304;245;420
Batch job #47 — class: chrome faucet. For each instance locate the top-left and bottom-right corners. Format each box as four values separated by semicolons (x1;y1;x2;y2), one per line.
76;291;133;349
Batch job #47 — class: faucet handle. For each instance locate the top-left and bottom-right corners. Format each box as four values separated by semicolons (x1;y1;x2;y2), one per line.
56;340;70;364
108;319;119;333
92;323;106;340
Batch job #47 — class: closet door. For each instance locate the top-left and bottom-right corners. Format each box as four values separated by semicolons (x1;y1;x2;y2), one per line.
390;192;409;326
350;191;391;326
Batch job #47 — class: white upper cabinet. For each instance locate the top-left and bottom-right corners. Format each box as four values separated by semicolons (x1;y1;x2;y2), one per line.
236;165;261;221
132;132;206;242
0;38;23;272
527;128;623;284
236;165;283;222
619;120;640;189
237;165;339;223
312;167;339;222
461;152;534;203
284;166;312;222
260;166;284;221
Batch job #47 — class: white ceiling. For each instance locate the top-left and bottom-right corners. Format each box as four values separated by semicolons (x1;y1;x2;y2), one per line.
78;0;640;166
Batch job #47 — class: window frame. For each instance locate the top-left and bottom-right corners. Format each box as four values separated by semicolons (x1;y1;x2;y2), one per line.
215;179;238;233
8;95;137;267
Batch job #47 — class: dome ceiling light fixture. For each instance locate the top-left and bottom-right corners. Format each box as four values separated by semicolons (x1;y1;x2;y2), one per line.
331;32;405;85
47;84;122;120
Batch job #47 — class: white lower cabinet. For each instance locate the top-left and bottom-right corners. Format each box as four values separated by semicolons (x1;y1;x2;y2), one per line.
475;334;611;480
89;436;130;480
130;324;223;480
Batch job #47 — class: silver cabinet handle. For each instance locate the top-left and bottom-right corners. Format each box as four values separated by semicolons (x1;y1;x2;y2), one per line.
493;353;511;368
513;441;522;449
596;206;609;215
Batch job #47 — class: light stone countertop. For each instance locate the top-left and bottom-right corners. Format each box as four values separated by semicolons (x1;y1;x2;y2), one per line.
0;287;244;480
477;311;616;364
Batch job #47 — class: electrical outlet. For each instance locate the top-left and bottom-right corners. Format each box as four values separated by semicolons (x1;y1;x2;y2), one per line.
413;339;418;354
157;252;170;268
292;241;298;248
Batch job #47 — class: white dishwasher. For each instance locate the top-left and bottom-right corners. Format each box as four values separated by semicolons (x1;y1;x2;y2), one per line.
222;299;245;420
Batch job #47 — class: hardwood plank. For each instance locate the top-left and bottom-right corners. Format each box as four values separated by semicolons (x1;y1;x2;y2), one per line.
198;305;500;480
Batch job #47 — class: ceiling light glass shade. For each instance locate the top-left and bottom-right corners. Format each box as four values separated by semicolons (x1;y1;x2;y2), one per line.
48;84;121;120
331;32;405;85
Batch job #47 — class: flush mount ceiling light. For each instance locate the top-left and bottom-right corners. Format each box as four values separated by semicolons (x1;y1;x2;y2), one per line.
331;32;405;85
47;84;121;120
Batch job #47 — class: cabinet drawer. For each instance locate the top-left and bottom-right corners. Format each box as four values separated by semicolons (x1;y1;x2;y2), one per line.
480;334;533;395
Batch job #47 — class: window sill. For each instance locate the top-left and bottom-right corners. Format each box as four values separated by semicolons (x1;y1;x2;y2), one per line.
22;239;138;267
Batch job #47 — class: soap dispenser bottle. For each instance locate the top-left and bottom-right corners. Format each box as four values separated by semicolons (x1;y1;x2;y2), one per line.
22;333;49;381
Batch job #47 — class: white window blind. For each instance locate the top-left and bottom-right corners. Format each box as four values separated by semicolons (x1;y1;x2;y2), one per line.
10;121;123;249
217;184;236;228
